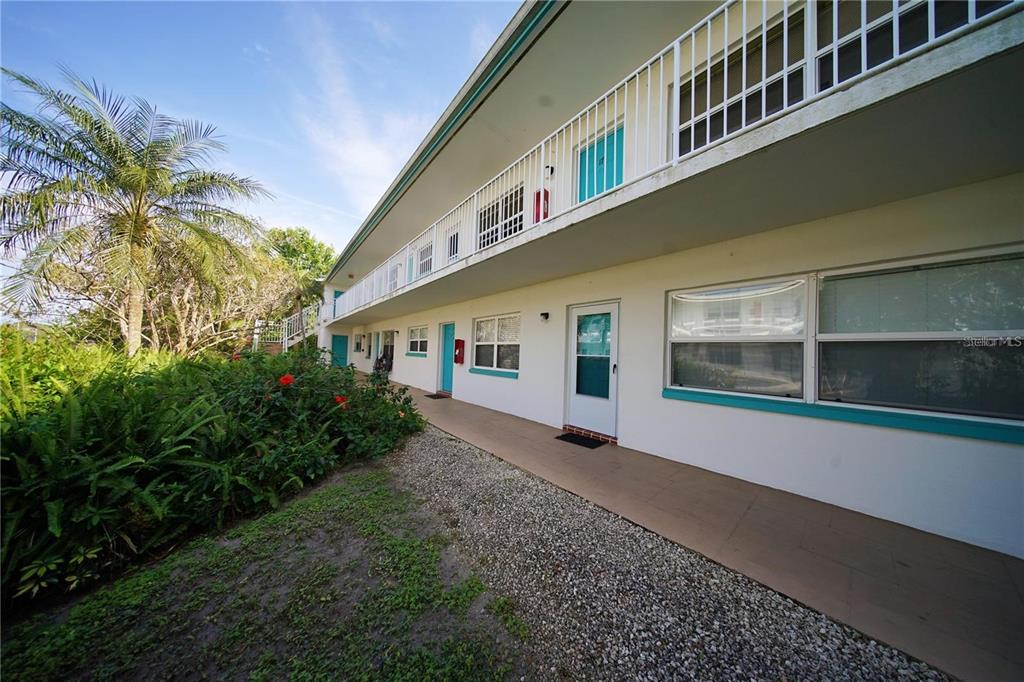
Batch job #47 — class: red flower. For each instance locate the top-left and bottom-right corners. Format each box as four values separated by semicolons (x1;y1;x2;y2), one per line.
230;352;241;361
279;373;294;387
334;395;348;406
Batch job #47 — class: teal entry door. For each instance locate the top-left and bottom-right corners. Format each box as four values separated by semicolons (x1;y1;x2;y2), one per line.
331;334;348;367
440;323;455;393
578;126;624;203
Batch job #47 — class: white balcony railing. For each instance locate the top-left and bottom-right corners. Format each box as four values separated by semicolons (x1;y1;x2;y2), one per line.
324;0;1018;324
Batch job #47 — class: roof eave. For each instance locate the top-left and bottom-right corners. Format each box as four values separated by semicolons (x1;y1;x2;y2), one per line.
325;0;562;284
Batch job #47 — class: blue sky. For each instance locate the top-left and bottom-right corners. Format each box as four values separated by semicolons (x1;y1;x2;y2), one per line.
1;1;519;252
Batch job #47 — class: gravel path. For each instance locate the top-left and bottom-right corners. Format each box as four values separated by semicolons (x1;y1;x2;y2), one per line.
387;426;948;681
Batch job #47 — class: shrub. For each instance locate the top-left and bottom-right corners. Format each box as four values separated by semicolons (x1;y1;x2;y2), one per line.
0;328;423;601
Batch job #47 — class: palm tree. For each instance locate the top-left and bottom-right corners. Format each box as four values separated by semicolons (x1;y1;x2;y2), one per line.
1;69;269;355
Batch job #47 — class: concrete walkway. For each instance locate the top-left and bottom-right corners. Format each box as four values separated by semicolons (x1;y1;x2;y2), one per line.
409;388;1024;680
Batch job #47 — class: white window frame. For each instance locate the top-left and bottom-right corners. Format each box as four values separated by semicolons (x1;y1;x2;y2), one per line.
815;250;1023;420
408;325;428;354
663;247;1024;424
472;313;521;371
677;9;806;161
354;334;364;353
446;228;459;263
477;184;524;250
666;275;811;401
387;263;400;292
417;244;433;278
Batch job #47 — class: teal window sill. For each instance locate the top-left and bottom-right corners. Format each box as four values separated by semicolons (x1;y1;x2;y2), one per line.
469;367;518;379
661;387;1024;445
405;352;427;358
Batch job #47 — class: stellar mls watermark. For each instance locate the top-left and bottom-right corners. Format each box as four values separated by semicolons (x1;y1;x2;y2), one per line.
962;336;1023;347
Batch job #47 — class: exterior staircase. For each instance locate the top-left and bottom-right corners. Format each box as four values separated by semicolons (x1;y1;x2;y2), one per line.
252;302;322;353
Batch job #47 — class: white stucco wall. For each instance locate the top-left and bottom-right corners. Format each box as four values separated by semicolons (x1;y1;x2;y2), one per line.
324;173;1024;557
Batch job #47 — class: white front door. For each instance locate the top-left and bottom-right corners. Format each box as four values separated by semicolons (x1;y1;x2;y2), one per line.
567;302;619;437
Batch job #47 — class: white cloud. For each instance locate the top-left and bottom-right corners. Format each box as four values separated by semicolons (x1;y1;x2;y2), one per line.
242;42;272;64
213;157;360;251
289;10;433;222
470;19;498;64
362;12;398;47
249;189;361;252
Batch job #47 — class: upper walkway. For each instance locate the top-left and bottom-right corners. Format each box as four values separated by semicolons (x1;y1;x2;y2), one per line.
322;0;1023;326
409;386;1024;680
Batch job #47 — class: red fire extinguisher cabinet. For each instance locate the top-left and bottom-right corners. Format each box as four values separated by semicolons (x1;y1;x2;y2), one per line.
534;189;549;223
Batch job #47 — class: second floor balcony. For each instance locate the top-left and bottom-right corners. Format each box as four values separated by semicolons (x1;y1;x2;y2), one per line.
324;0;1023;324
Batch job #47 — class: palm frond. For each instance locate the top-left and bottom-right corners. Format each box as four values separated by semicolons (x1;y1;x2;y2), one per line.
1;224;92;311
163;120;226;168
127;99;176;164
2;68;274;353
168;170;270;203
0;177;107;252
58;67;134;144
2;105;98;183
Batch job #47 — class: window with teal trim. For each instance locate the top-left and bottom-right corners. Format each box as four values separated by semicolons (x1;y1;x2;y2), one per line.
669;279;807;398
818;254;1024;420
408;326;428;354
664;254;1024;431
474;314;520;371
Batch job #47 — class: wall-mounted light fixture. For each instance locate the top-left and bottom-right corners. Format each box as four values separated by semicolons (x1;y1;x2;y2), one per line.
540;312;550;321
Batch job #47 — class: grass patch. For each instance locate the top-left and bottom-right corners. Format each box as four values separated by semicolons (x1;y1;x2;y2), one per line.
444;575;487;617
2;468;517;680
486;596;530;641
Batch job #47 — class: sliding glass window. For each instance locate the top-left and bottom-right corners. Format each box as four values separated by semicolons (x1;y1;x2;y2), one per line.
818;254;1024;420
668;279;806;398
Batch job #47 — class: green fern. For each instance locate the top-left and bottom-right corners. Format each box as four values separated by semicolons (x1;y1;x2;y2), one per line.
1;328;423;600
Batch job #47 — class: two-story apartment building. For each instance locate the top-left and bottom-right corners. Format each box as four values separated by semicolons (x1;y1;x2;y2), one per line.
311;0;1024;559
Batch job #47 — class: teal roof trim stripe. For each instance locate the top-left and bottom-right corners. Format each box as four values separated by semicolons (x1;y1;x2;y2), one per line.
330;0;559;281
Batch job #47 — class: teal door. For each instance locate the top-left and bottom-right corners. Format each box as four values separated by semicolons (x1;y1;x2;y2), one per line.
331;334;348;367
440;323;455;393
333;290;342;317
578;126;624;203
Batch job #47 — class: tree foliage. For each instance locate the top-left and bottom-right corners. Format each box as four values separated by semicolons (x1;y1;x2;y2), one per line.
0;328;423;601
266;226;335;280
51;246;298;355
0;68;269;355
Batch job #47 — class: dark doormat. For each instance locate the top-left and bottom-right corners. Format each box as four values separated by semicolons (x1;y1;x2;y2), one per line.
424;394;450;399
555;432;605;449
